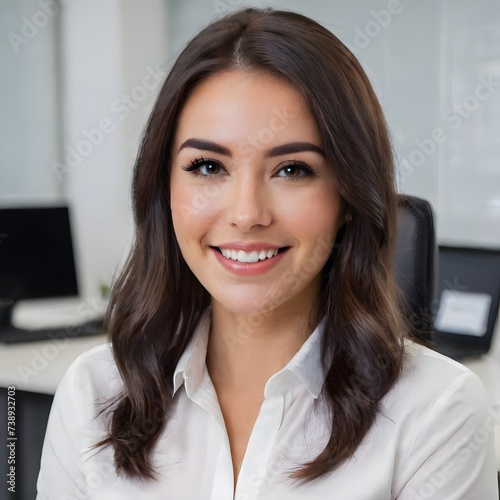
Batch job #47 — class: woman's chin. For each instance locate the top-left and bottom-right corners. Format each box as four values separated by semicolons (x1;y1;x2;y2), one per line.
211;292;284;318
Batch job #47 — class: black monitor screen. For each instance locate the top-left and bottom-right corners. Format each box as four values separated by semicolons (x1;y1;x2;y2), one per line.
434;246;500;354
0;207;78;301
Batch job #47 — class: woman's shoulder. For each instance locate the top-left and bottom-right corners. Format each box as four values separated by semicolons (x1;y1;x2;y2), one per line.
41;343;122;484
381;341;497;497
401;338;478;384
384;338;491;420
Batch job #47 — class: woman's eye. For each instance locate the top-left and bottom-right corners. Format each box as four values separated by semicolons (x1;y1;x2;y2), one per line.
182;158;226;177
276;162;316;180
198;162;222;176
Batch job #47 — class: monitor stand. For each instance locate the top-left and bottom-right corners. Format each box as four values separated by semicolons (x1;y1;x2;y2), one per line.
0;299;37;338
0;300;15;330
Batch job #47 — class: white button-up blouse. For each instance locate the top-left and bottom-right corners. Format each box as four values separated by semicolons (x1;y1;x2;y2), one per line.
36;310;498;499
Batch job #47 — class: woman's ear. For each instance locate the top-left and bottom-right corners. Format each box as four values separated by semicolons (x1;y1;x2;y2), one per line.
339;201;353;226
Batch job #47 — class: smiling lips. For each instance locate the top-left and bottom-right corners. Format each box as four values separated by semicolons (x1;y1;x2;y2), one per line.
212;244;288;276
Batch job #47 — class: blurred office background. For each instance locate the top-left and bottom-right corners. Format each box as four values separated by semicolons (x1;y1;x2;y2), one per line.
1;0;499;301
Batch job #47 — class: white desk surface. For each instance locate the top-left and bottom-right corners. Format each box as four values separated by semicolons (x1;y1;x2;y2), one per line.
0;298;108;394
0;334;107;394
1;300;499;469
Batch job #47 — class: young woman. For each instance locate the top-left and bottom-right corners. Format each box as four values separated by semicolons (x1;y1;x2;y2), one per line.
37;8;498;499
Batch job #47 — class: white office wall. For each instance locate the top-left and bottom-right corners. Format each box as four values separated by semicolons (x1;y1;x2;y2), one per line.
438;0;500;247
59;0;168;298
0;0;62;201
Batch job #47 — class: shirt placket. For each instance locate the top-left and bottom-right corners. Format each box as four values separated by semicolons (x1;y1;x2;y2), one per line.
234;392;285;500
189;370;236;500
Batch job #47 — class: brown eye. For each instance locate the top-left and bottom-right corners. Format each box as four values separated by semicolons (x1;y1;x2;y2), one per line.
199;162;222;175
276;162;316;180
282;165;301;178
182;157;226;176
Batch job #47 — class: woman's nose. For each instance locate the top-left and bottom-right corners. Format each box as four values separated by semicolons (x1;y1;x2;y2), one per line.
226;176;272;232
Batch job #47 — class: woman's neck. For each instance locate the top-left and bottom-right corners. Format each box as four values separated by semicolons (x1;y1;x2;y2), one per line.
206;298;321;392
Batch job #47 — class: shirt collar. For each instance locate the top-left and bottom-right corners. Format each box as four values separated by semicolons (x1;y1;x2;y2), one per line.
172;308;211;398
264;317;326;399
172;310;327;400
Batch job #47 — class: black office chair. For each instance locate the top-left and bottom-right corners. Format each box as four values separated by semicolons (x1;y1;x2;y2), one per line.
395;195;438;343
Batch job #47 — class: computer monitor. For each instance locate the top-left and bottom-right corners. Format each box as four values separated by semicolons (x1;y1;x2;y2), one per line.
434;246;500;359
0;206;79;329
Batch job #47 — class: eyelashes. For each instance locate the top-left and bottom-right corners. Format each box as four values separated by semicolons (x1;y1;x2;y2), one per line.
181;157;318;181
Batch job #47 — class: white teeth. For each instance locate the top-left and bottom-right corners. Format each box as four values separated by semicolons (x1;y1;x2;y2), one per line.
219;248;279;263
237;250;247;262
247;250;259;263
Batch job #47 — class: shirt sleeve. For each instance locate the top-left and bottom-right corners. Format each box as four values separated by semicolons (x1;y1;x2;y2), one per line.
396;370;498;500
36;345;115;500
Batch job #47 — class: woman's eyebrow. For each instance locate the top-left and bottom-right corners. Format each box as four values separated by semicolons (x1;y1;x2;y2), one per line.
177;138;231;156
265;142;325;158
177;138;325;158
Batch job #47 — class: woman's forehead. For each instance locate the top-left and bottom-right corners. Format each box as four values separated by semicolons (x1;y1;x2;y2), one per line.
172;69;322;154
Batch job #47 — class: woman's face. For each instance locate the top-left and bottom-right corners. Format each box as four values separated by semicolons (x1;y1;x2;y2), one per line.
170;70;342;317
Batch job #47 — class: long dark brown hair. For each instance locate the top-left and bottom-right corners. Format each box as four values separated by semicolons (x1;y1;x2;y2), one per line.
98;7;406;482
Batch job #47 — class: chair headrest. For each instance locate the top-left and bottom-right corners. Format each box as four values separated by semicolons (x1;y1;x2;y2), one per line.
395;195;438;341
